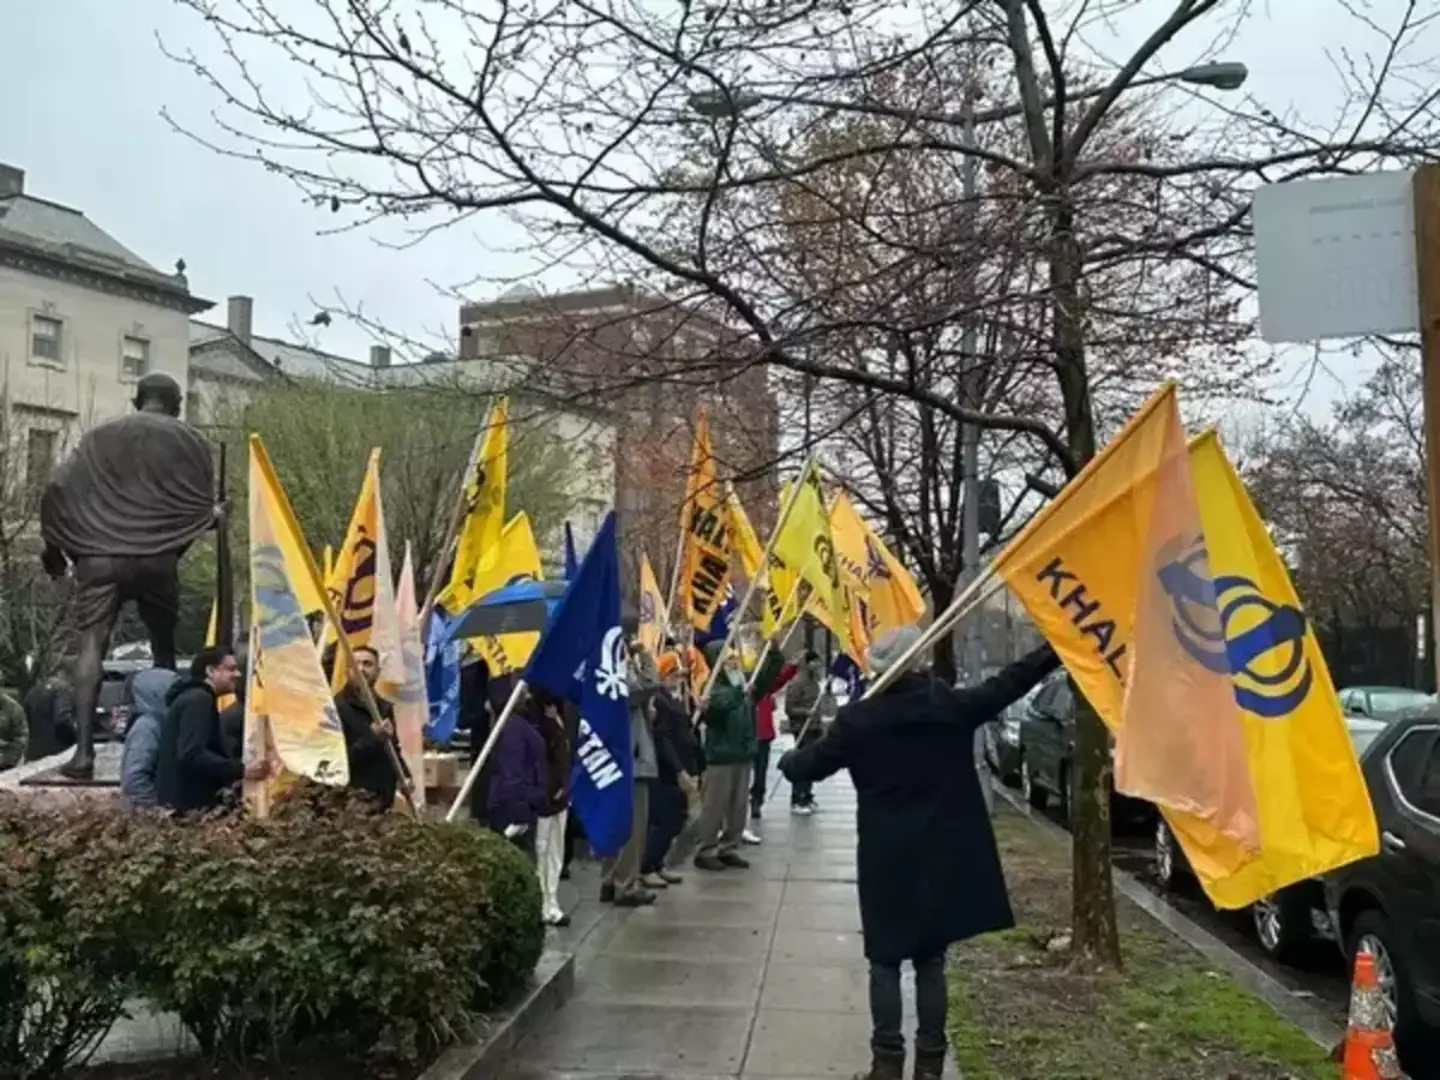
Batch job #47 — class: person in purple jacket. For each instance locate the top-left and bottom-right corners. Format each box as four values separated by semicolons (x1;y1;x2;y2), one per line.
485;691;548;861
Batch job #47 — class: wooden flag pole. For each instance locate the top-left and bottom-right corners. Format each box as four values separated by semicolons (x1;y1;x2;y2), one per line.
743;567;809;694
693;459;814;712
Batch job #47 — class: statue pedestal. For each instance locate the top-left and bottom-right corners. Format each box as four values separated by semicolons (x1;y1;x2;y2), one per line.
0;744;122;809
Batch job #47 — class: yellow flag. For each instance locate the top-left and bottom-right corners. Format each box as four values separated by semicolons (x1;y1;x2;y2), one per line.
771;462;858;661
393;542;428;809
247;436;349;788
989;386;1263;893
677;406;732;630
442;397;508;612
828;492;872;597
1157;431;1379;909
326;449;405;697
638;553;666;655
466;512;545;675
725;485;766;583
856;517;926;636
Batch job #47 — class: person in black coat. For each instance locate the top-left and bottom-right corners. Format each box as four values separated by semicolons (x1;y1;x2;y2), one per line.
779;626;1058;1080
156;646;267;814
335;645;411;812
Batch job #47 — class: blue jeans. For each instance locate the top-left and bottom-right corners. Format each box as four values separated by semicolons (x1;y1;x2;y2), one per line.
643;781;687;874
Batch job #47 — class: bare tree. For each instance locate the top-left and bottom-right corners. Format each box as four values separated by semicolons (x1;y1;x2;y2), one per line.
164;0;1440;963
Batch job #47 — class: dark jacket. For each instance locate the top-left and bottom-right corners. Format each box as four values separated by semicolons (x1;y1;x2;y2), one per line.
218;698;246;760
335;685;407;809
537;705;572;816
486;711;547;829
651;686;699;784
700;644;783;766
22;676;77;762
120;668;178;809
156;677;242;814
780;646;1059;965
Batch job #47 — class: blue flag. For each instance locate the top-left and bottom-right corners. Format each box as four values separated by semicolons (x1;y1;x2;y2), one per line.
563;521;579;580
694;582;737;648
524;512;633;856
831;651;868;703
424;610;462;743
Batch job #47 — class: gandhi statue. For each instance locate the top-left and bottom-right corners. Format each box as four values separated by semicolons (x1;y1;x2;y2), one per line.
40;372;217;780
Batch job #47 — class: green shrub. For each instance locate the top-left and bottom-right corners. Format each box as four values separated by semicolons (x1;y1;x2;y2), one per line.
0;785;545;1076
0;796;176;1079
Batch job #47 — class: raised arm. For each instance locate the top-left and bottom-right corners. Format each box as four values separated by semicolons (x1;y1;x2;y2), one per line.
778;709;855;785
950;646;1059;730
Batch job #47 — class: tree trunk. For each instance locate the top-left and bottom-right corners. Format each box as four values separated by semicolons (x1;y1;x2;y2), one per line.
1049;193;1123;967
929;578;958;684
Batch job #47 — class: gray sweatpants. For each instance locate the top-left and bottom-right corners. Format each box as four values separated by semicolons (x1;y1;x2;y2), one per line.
666;761;749;865
602;779;650;892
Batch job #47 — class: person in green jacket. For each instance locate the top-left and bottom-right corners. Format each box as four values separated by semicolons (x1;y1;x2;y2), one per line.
668;638;782;872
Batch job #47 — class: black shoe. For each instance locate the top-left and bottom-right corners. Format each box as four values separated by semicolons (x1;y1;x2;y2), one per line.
853;1046;905;1080
913;1048;946;1080
599;883;615;903
693;853;728;872
614;888;657;907
719;851;750;869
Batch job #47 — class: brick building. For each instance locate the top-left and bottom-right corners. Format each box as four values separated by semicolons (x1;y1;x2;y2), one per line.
459;283;779;610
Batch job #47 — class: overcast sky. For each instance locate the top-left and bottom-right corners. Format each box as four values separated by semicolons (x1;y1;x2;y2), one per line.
4;0;1419;421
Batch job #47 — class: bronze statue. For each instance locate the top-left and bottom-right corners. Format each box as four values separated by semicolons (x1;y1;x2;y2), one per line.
40;372;217;780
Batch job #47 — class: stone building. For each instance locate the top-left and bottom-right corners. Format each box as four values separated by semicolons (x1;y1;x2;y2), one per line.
0;162;210;489
458;283;780;607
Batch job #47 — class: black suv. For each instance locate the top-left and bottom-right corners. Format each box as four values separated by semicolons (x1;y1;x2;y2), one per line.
1017;670;1149;826
1325;712;1440;1046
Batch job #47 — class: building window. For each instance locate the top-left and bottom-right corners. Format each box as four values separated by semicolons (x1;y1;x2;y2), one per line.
121;335;150;380
26;428;56;488
30;314;63;364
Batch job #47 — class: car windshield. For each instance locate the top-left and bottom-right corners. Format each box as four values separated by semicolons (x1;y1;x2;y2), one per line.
1366;689;1433;719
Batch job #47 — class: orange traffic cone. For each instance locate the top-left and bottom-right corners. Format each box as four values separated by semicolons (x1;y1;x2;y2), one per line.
1342;948;1407;1079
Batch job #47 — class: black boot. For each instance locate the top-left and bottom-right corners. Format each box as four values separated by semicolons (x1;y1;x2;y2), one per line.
853;1046;905;1080
913;1047;945;1080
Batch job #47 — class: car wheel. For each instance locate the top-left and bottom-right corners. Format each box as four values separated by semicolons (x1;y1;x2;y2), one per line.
1154;817;1180;890
1021;758;1047;809
1252;890;1311;963
1348;910;1416;1041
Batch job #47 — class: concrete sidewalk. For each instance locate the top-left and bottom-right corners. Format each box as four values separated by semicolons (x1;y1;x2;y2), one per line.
497;758;962;1079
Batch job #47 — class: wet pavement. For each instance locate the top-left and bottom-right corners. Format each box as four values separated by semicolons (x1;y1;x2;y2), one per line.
497;756;962;1079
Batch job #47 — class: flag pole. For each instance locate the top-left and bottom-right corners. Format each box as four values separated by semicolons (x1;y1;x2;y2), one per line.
862;566;1005;699
446;679;527;823
694;458;814;711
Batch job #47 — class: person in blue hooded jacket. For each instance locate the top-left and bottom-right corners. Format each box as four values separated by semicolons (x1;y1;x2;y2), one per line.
120;666;179;809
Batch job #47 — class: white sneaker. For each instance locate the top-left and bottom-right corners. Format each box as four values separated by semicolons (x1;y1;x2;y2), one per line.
742;829;763;845
791;804;814;816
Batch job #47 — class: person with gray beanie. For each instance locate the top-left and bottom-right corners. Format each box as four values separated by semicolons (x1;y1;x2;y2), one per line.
779;625;1058;1080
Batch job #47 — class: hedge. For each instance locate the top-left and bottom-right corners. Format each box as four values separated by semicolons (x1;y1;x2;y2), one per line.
0;786;544;1078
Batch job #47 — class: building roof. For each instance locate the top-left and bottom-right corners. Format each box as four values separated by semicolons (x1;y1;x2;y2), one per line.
190;320;373;385
0;192;210;312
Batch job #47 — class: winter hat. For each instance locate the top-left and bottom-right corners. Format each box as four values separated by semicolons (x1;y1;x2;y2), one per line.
867;624;924;676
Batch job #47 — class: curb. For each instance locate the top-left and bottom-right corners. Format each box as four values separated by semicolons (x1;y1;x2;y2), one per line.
992;780;1345;1051
419;949;577;1080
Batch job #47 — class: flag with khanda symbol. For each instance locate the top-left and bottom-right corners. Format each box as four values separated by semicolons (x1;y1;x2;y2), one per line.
326;449;405;696
637;553;666;656
677;406;733;630
771;461;860;663
439;397;509;613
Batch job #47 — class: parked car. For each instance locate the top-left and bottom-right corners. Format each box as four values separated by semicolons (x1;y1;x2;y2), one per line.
983;685;1037;786
1324;711;1440;1045
1340;685;1433;723
1154;712;1390;964
1016;671;1149;825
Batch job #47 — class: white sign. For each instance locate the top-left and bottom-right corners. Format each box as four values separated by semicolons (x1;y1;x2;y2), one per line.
1252;170;1417;343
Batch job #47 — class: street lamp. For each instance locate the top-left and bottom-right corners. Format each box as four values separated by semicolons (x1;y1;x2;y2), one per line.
686;61;1248;122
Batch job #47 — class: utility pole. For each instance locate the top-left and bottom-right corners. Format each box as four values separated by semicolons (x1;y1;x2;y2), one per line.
958;93;991;815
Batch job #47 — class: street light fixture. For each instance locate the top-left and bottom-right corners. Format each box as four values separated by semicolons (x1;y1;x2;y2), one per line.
1174;61;1249;91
